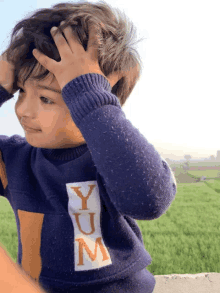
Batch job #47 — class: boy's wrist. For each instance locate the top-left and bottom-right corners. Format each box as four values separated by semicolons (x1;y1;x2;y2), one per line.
0;83;12;94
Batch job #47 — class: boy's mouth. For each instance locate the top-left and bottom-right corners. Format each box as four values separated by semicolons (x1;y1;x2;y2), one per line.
22;124;41;132
21;122;41;131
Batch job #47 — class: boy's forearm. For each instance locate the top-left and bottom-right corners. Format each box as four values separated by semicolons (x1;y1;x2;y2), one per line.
0;246;46;293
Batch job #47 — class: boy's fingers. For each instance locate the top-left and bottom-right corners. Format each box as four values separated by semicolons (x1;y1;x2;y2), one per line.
87;25;100;59
33;49;53;72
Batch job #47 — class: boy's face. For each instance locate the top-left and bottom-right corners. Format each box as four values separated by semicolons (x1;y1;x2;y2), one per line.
15;64;86;149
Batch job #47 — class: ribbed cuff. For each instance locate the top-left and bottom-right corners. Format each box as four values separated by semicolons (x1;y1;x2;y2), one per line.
61;73;121;127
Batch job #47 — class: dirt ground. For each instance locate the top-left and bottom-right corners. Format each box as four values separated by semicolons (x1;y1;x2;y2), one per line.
153;273;220;293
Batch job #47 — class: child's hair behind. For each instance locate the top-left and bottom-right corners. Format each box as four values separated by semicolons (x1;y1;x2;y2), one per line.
5;0;146;107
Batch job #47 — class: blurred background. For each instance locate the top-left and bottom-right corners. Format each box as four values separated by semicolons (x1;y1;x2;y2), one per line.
0;0;219;163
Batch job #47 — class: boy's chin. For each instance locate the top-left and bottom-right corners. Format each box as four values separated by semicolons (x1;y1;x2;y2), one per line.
24;132;86;149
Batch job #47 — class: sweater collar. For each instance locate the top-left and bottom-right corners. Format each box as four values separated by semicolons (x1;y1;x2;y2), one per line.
40;143;88;161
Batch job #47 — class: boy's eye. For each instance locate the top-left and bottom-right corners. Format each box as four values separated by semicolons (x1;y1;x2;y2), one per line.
18;88;54;105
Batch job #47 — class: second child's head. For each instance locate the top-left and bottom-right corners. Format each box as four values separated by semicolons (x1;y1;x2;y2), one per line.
6;0;145;149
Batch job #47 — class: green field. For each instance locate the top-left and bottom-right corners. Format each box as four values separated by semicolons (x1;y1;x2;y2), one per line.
137;178;220;275
0;165;220;275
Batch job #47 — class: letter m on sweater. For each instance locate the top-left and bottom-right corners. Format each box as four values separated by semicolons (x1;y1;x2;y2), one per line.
66;181;112;271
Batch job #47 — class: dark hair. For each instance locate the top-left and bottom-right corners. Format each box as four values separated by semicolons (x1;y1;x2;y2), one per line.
5;0;146;107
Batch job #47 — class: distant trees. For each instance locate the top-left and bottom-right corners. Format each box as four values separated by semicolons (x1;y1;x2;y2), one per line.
171;155;191;179
217;150;220;162
184;155;191;161
209;155;216;161
165;158;172;166
164;152;220;182
183;155;191;172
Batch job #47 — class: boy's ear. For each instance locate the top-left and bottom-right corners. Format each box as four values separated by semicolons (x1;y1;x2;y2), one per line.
105;71;122;88
104;62;139;88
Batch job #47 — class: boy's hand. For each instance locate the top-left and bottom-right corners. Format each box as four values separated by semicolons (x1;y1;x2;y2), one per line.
0;245;46;292
33;21;121;90
0;51;19;95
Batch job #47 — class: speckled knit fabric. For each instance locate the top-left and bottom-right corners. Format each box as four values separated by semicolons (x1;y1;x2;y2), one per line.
0;74;177;292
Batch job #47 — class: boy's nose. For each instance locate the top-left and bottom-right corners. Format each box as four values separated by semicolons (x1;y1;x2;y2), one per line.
16;96;38;120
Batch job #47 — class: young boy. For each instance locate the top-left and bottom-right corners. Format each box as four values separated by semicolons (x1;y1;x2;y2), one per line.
0;1;177;292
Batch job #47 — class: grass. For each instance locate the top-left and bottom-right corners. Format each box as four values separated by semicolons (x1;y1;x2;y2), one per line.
0;171;220;275
0;197;18;261
137;178;220;275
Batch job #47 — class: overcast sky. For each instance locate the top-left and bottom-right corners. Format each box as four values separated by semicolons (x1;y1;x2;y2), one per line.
0;0;219;160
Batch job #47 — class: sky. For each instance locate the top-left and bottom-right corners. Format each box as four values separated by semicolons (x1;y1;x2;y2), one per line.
0;0;219;161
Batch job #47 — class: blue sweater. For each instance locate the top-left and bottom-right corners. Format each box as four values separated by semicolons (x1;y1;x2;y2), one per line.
0;73;177;293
